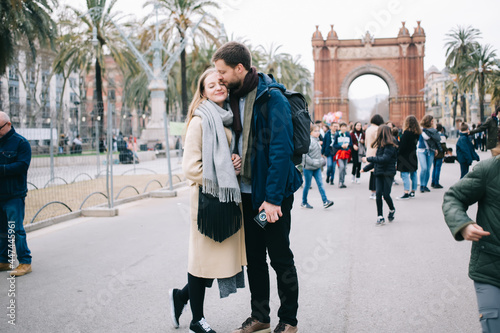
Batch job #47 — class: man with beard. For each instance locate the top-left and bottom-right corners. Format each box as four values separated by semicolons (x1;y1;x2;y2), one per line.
213;42;302;333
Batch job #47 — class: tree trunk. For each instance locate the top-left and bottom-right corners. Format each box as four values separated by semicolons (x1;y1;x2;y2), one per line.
95;57;104;139
452;91;458;128
181;48;188;118
57;75;68;145
479;73;485;122
461;93;467;123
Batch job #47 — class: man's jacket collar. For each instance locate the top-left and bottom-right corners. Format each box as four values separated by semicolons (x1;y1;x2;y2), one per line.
0;127;15;143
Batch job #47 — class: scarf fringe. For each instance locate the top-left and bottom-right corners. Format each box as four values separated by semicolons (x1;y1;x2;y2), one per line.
202;178;242;204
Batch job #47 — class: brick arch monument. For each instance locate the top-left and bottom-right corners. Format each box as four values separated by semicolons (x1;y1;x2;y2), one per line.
312;22;426;126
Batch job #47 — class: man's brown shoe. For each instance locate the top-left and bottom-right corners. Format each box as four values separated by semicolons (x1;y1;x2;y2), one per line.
274;322;298;333
232;317;271;333
0;263;12;271
9;264;32;277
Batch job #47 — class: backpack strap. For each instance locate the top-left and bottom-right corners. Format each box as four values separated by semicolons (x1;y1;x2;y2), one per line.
259;87;282;120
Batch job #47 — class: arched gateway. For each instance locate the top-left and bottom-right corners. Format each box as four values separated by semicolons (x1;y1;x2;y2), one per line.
312;22;426;125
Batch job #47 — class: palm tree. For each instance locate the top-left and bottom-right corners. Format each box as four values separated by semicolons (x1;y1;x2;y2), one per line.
444;26;483;122
444;25;482;69
459;44;497;121
66;0;138;135
145;0;221;118
487;67;500;109
257;43;313;103
0;0;57;75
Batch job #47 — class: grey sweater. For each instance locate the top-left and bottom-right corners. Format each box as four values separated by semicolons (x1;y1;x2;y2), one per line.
303;136;324;170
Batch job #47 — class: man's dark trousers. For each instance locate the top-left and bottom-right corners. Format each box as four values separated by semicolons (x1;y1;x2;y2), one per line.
0;198;32;264
242;193;299;327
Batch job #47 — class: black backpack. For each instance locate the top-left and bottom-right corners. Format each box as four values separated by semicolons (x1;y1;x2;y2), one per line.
260;86;312;165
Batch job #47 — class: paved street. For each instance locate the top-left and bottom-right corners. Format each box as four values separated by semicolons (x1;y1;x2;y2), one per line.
1;151;490;333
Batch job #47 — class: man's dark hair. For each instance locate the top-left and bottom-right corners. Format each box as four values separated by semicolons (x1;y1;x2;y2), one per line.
436;123;443;132
212;42;252;70
370;114;384;126
461;123;469;132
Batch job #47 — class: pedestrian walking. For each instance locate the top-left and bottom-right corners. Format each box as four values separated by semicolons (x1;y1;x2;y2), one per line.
396;115;421;200
0;111;33;277
456;123;480;179
469;108;499;153
323;122;339;185
431;123;447;189
301;124;334;209
333;122;353;188
365;114;385;199
169;69;246;333
321;124;335;185
442;143;500;333
362;125;397;225
417;115;441;193
350;121;365;184
214;41;302;333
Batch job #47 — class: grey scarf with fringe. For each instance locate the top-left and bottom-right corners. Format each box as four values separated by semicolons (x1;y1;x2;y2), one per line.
194;100;241;204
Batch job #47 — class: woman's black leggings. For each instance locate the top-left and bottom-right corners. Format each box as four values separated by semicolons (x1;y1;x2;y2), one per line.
351;152;361;178
375;175;395;216
177;273;213;322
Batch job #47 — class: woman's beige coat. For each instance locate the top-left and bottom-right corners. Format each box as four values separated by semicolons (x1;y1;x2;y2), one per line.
182;116;247;279
365;124;379;173
365;124;379;158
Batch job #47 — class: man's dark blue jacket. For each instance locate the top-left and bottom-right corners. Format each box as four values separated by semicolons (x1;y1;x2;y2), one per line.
456;132;479;165
321;129;333;157
0;127;31;201
250;73;302;209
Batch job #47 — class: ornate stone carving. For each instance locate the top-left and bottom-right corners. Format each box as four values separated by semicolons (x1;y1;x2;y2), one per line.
361;31;375;45
400;44;409;57
328;46;337;59
415;43;425;57
337;46;400;59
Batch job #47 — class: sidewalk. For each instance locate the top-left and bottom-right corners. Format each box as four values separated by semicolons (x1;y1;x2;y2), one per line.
1;150;490;332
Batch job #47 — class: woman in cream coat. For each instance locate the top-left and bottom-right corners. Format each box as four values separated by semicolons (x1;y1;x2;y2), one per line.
365;114;385;199
169;68;246;333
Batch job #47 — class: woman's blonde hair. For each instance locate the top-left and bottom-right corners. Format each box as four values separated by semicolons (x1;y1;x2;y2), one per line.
403;115;422;135
186;68;219;124
420;114;434;129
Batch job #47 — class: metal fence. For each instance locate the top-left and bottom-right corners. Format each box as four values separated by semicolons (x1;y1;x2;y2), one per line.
22;115;184;226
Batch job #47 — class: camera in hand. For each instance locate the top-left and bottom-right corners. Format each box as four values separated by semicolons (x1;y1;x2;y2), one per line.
254;210;268;229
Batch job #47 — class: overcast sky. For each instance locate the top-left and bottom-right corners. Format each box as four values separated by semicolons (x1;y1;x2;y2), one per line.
63;0;500;97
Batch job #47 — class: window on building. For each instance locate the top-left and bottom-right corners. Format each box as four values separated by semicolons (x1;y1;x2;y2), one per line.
8;86;18;99
108;89;115;101
70;92;78;103
69;78;77;89
42;72;48;84
27;68;36;84
9;102;19;117
41;106;50;118
8;66;18;81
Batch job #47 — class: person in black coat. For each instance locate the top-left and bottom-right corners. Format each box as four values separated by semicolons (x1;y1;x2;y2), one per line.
396;115;422;199
362;125;398;225
456;123;480;178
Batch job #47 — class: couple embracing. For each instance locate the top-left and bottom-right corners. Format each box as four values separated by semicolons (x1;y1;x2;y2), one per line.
169;42;302;333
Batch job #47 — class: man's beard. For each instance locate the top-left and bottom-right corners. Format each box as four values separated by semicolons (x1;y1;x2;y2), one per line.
226;79;242;90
